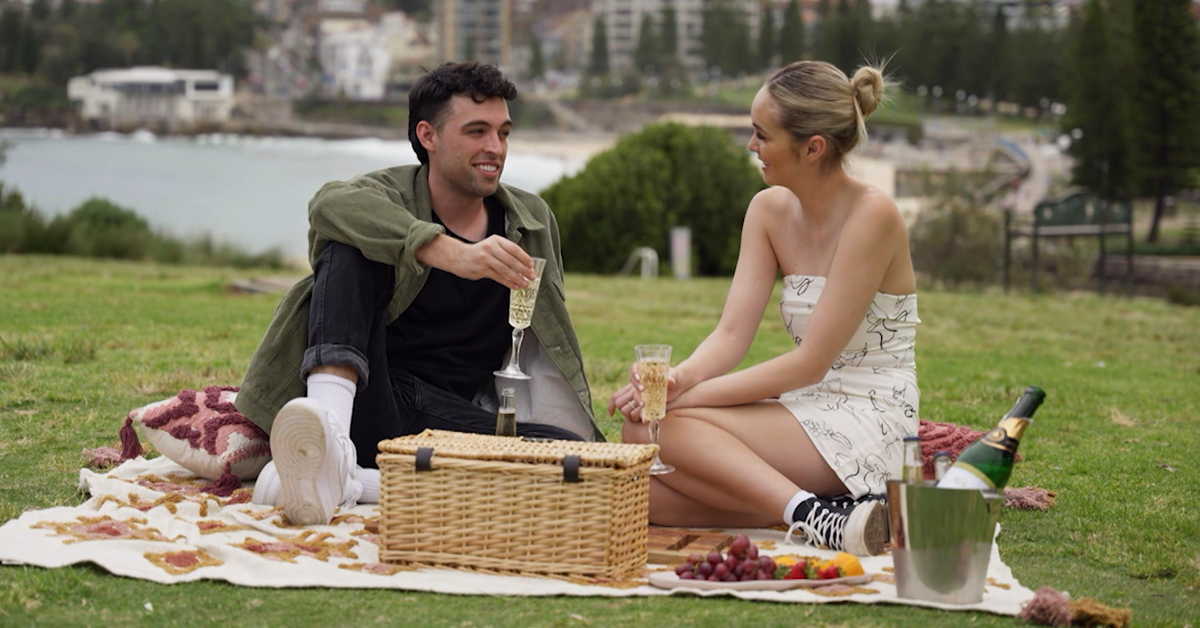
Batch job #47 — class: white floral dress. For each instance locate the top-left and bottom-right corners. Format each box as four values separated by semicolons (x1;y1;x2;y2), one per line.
776;275;921;497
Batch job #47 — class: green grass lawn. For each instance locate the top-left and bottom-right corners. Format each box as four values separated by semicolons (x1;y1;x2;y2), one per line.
1;255;1198;627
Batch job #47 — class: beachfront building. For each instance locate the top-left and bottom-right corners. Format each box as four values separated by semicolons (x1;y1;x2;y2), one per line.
67;67;235;130
316;11;435;100
434;0;514;69
318;17;391;99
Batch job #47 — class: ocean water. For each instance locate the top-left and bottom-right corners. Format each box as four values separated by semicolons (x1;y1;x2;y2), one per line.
0;129;585;259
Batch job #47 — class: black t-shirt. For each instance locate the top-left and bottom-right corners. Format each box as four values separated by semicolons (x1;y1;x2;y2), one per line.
386;198;512;400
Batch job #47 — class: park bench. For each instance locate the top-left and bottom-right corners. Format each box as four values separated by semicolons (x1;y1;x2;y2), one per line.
1003;189;1133;296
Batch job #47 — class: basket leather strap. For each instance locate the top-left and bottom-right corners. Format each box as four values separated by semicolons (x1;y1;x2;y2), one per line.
563;454;581;483
415;447;434;471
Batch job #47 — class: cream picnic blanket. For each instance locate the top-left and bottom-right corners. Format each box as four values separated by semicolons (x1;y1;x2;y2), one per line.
0;456;1036;615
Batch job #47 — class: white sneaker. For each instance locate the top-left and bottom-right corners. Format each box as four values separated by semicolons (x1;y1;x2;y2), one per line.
252;461;282;506
270;398;362;526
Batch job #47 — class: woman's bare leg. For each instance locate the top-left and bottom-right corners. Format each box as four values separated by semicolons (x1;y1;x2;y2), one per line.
624;401;847;527
647;477;778;528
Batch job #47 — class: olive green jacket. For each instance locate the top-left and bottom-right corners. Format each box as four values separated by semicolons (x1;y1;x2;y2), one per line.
236;164;601;441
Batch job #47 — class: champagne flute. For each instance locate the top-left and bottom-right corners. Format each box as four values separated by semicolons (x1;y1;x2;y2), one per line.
494;257;548;381
635;343;674;475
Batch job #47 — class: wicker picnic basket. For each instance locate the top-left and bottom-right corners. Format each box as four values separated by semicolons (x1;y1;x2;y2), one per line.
376;429;657;581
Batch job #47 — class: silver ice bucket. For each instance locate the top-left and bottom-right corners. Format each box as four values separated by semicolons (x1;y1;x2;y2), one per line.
886;480;1004;605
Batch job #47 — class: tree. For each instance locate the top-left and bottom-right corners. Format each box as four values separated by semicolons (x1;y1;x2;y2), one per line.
1131;0;1200;242
31;0;51;21
757;2;775;70
814;0;834;64
656;1;686;96
1062;0;1134;200
986;5;1011;101
588;15;609;76
833;0;855;74
60;0;77;19
778;0;804;64
528;34;544;80
463;36;476;61
19;23;41;75
660;0;679;68
0;8;23;73
633;11;658;74
849;0;873;69
702;0;753;76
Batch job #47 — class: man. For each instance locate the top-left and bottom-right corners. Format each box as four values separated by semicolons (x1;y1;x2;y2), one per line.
238;62;601;526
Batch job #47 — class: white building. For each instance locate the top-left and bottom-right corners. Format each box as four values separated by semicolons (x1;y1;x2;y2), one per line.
318;18;392;99
67;67;235;129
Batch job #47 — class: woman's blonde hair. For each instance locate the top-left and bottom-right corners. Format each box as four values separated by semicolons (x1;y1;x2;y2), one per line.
765;60;889;166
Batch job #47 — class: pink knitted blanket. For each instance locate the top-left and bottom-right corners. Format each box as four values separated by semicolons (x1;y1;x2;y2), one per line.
917;419;1022;480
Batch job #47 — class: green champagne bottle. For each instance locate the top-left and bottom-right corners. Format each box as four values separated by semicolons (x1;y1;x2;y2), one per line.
936;385;1046;491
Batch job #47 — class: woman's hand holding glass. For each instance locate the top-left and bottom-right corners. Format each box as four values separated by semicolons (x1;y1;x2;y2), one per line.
608;365;685;423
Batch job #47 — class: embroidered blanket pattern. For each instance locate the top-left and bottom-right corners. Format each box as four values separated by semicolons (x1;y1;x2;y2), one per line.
0;456;1035;615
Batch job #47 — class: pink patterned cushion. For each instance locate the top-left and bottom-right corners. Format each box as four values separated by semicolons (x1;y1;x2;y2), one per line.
126;386;271;482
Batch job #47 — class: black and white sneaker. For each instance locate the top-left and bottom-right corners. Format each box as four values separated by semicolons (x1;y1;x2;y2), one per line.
785;494;889;556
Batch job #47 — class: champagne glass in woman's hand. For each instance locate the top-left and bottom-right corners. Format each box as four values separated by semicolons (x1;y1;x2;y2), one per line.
635;344;674;475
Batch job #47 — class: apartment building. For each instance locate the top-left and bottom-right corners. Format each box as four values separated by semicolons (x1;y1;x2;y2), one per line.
434;0;514;69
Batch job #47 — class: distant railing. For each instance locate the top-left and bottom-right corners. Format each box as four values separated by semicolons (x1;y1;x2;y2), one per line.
619;247;659;279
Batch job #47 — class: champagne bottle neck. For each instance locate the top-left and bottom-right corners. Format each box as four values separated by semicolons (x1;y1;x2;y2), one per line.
1004;386;1046;420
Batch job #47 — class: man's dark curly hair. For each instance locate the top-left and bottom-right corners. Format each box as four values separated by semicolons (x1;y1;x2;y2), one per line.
408;62;518;165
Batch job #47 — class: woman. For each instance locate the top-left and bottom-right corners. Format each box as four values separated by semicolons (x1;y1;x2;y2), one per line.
611;61;919;556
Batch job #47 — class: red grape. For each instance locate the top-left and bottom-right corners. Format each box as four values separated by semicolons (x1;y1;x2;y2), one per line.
687;553;702;565
675;564;693;576
707;552;722;565
759;556;776;574
728;537;749;559
696;561;713;577
713;563;729;579
746;544;759;560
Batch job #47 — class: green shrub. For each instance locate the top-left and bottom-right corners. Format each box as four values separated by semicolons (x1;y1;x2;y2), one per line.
1131;240;1200;257
53;197;155;260
542;122;763;275
0;183;282;268
1166;284;1200;307
908;172;1005;288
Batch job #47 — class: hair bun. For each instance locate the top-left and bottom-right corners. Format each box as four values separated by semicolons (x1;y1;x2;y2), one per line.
850;66;885;118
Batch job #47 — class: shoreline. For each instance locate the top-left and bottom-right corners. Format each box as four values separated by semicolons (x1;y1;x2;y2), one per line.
1;124;618;164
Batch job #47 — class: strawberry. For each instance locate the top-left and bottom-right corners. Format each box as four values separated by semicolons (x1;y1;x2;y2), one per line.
783;560;808;580
819;563;842;580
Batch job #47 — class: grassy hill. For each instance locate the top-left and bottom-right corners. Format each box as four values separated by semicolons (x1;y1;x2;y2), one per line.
1;255;1197;626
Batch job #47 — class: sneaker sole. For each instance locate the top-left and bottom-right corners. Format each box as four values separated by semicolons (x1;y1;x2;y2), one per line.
271;401;333;526
843;499;889;556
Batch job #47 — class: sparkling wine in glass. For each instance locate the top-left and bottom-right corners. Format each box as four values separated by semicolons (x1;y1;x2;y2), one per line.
635;343;674;475
494;257;547;381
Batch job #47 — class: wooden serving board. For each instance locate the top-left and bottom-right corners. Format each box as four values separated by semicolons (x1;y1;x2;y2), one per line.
647;527;734;566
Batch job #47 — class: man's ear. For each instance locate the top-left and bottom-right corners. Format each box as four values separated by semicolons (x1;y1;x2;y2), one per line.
416;120;438;153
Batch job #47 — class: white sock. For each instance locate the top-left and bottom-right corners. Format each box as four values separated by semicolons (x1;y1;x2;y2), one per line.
307;372;356;431
356;467;380;504
783;489;817;525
